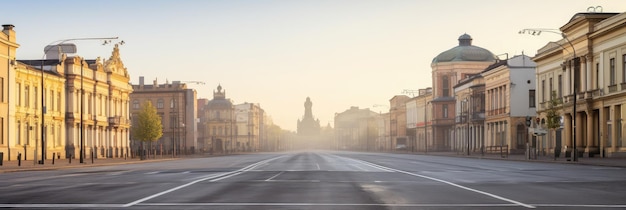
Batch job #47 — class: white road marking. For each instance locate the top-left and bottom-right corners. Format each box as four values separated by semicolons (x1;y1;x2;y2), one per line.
2;203;624;208
123;155;286;207
144;171;160;175
136;203;520;207
350;164;368;171
348;157;536;209
265;171;284;181
316;163;321;170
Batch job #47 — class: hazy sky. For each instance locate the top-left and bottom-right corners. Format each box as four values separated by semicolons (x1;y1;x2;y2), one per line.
5;0;626;131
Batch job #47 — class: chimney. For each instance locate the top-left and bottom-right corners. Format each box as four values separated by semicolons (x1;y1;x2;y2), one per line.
139;76;144;89
2;24;16;45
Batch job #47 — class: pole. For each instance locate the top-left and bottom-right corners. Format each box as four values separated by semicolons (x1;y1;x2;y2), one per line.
40;54;45;165
467;98;470;156
80;59;84;163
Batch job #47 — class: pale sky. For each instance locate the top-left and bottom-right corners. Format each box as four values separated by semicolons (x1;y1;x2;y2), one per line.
5;0;626;131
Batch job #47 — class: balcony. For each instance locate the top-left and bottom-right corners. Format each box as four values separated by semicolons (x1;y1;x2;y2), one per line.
108;116;129;127
608;84;618;93
471;112;485;121
487;108;506;116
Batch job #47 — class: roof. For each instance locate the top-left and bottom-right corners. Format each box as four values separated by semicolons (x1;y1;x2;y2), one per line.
432;34;495;64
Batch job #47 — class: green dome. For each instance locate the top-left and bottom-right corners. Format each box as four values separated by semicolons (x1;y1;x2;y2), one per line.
432;34;495;64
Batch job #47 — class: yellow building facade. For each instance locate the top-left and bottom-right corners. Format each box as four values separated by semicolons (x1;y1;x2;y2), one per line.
1;25;19;161
534;12;626;157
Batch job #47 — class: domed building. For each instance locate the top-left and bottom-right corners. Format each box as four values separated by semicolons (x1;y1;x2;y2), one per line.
429;34;495;151
204;84;235;153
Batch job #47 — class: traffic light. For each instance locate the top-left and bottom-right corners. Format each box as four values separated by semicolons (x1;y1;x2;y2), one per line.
525;116;532;127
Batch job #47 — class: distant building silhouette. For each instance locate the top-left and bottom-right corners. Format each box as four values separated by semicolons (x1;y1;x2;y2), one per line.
297;97;320;136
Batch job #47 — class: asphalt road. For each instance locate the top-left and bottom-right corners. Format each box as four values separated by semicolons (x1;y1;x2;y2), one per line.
0;150;624;209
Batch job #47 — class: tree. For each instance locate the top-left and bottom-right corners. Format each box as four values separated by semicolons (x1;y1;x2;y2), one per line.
131;101;163;159
545;90;562;158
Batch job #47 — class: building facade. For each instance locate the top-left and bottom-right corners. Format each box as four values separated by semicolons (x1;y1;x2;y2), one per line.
334;106;378;151
1;25;19;161
482;55;537;154
534;12;626;158
131;77;197;156
390;95;410;151
235;102;263;152
430;34;495;151
204;85;234;153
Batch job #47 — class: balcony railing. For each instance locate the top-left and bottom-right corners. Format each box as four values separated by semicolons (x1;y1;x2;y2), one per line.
108;116;129;127
608;84;618;93
487;108;506;116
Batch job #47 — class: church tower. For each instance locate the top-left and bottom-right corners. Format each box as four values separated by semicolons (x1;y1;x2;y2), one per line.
297;97;321;136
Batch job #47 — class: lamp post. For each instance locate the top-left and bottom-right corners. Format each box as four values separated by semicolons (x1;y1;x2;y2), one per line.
40;37;118;164
464;98;470;156
520;28;578;161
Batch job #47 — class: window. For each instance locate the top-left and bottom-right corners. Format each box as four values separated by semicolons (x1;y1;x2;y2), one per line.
442;104;448;118
623;54;626;83
596;63;600;89
170;115;177;128
25;86;29;108
549;78;553;99
16;83;20;106
0;77;4;103
34;87;37;109
610;58;615;85
170;99;176;109
58;92;61;112
558;75;562;97
541;80;545;102
50;90;54;111
529;90;536;108
157;99;164;109
442;76;449;97
17;121;21;145
133;100;139;109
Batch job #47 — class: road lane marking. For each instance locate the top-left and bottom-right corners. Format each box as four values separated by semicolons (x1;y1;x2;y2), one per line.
350;164;368;171
349;158;536;209
136;203;521;207
144;171;160;175
124;155;285;207
265;171;284;181
316;163;321;170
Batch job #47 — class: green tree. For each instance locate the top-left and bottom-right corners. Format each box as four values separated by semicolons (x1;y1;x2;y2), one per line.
545;90;562;158
131;101;163;159
545;91;562;130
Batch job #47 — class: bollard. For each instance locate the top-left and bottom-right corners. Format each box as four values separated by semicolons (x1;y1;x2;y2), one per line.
91;151;94;164
69;154;72;164
18;153;21;166
52;152;55;165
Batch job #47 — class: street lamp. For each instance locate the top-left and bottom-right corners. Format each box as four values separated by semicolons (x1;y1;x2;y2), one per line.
520;28;578;161
40;37;118;164
464;97;470;156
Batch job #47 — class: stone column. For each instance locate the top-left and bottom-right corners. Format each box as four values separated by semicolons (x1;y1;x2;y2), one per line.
586;110;594;152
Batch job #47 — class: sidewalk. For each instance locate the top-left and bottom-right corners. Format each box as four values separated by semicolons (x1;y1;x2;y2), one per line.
424;151;626;168
0;156;183;173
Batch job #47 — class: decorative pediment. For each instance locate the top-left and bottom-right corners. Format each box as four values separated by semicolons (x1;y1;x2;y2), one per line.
104;44;129;78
